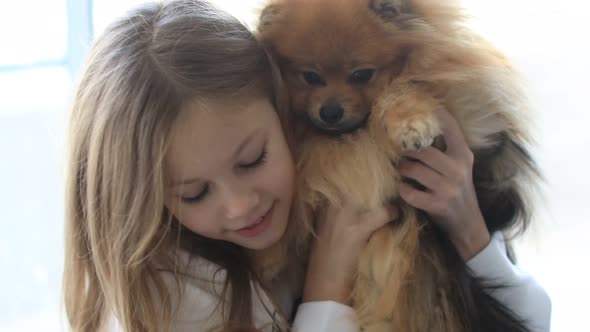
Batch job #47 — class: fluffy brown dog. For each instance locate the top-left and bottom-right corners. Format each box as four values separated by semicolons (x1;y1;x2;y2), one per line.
254;0;540;331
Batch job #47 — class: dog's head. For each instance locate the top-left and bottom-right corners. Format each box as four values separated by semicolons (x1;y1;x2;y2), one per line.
258;0;464;134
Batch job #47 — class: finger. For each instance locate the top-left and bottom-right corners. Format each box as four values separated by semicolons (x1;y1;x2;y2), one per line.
398;157;444;191
312;207;329;237
387;203;401;222
316;205;346;230
403;146;455;178
436;108;468;156
361;205;397;233
399;181;435;212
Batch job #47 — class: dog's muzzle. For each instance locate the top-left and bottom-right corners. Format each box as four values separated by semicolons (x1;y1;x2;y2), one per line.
311;112;370;136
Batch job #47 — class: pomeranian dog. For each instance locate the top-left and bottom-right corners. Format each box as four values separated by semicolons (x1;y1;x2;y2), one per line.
254;0;540;331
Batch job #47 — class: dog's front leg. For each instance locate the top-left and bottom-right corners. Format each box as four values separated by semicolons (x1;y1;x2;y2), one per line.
371;83;442;159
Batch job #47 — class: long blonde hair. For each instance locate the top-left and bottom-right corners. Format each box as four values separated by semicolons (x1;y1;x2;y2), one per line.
63;1;276;331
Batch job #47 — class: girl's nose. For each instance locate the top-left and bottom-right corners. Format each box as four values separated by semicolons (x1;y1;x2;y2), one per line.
222;184;260;220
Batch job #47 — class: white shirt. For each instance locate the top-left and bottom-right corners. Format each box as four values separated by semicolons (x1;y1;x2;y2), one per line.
109;233;551;332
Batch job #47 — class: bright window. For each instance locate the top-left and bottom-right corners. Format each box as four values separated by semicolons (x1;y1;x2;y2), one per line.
0;0;68;67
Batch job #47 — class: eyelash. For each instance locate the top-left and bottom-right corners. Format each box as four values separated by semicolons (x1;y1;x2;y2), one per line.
239;147;267;169
181;147;268;204
182;186;209;204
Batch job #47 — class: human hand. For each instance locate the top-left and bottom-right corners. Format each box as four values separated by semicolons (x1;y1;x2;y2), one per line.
302;203;399;304
398;108;490;260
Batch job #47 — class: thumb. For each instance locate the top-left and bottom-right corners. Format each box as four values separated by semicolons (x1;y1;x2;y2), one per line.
436;108;467;156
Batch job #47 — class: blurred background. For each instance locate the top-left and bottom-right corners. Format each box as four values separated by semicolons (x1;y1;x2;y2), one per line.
0;0;587;331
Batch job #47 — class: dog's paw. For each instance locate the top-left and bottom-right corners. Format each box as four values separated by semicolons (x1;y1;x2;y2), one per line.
389;116;439;152
372;83;443;155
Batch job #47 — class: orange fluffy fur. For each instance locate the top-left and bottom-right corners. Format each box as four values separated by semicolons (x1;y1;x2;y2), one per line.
254;0;538;331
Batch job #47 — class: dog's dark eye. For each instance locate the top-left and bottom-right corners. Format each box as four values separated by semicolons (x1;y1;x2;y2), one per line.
302;71;325;86
350;69;375;85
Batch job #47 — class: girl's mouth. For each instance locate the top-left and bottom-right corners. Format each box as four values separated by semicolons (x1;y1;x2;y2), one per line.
237;204;274;238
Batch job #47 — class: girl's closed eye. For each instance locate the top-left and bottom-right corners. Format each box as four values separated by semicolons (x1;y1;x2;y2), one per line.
239;145;267;169
181;145;268;204
182;185;209;203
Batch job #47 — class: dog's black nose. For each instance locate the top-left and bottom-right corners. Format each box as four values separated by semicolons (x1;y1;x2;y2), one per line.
319;104;344;124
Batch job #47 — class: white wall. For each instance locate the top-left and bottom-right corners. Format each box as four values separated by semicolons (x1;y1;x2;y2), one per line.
0;0;587;331
463;1;590;331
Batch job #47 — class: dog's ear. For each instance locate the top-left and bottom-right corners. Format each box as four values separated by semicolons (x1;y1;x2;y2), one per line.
257;3;284;37
369;0;413;21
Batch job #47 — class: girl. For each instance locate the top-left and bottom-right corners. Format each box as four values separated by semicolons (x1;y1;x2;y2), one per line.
62;0;551;331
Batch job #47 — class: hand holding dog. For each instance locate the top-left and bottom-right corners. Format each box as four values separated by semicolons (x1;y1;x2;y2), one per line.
398;108;490;260
302;204;399;304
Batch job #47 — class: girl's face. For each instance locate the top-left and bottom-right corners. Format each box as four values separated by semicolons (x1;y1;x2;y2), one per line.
165;96;294;250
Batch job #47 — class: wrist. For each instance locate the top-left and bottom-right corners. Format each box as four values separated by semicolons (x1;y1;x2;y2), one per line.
449;213;490;261
302;249;354;305
302;280;352;305
302;264;353;304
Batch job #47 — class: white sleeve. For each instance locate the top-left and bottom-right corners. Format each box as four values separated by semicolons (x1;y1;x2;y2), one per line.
292;301;359;332
467;232;552;332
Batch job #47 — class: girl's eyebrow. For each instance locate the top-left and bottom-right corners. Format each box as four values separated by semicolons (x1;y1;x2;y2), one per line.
170;178;202;188
168;128;264;188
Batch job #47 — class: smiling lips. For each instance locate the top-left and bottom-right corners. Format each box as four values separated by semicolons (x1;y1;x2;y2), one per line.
237;204;274;238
